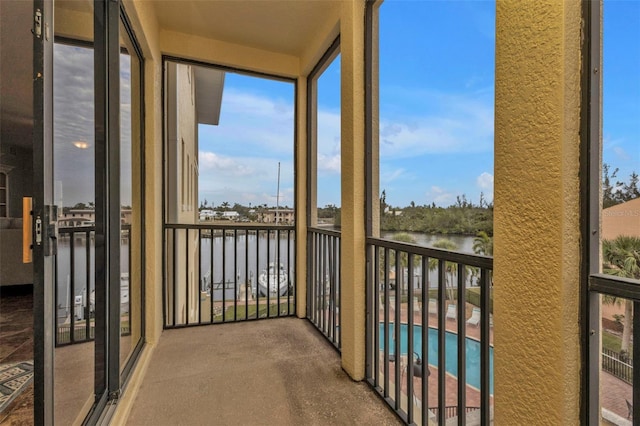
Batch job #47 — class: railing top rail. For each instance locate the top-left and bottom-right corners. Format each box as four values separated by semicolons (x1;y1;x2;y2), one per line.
164;223;295;231
366;236;493;270
308;226;341;237
589;273;640;300
601;352;633;368
59;226;96;233
59;223;131;233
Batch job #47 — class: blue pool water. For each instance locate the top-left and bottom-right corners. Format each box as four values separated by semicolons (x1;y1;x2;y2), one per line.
378;323;494;394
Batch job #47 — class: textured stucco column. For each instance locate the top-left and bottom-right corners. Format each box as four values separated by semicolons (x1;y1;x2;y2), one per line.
340;0;366;381
296;76;308;318
120;0;165;346
494;0;583;423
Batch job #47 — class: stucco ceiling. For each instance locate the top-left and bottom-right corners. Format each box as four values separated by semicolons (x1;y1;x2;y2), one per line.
152;0;341;57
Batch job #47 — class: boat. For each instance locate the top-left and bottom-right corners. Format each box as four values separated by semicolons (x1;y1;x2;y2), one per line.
89;272;130;314
258;262;289;297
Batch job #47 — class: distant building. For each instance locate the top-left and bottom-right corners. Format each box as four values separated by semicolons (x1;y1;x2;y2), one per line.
199;208;216;221
58;208;132;227
258;208;294;224
165;62;224;324
166;62;224;224
383;207;402;216
199;210;241;221
58;209;95;227
602;197;640;240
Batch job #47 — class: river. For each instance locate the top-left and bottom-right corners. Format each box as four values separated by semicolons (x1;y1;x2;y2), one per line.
381;231;476;254
55;230;478;311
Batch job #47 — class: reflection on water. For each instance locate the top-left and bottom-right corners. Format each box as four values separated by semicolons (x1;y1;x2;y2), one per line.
55;235;129;321
381;231;476;254
380;232;482;289
199;232;295;301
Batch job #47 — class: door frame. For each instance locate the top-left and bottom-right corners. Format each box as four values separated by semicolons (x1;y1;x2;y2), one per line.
32;0;55;422
32;0;123;423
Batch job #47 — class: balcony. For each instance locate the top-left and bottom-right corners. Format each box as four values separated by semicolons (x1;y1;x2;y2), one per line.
4;221;632;424
1;1;628;424
124;318;401;424
146;224;494;425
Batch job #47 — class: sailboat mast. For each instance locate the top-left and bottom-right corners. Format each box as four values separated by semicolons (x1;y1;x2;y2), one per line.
276;161;280;224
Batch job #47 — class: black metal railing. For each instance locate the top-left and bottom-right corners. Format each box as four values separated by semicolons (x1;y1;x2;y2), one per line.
307;227;341;350
602;347;633;384
365;237;493;425
429;406;481;421
55;225;131;346
590;273;640;422
163;224;295;328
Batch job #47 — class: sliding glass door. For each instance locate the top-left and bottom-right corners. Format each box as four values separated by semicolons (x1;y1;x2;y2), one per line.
17;0;145;423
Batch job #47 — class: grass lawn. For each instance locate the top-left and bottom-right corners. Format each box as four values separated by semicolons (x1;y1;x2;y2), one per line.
602;330;633;356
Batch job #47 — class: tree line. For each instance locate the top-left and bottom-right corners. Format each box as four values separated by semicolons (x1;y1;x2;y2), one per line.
380;190;493;236
603;164;639;208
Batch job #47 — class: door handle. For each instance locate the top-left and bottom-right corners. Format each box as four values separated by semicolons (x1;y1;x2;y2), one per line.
44;204;58;257
23;197;32;263
23;200;58;259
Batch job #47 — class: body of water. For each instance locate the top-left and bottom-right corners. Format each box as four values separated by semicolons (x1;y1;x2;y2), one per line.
381;231;476;254
56;230;475;312
56;235;129;320
380;232;483;289
198;232;295;300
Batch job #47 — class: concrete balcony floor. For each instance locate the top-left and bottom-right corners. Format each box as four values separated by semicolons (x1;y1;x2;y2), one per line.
126;317;401;425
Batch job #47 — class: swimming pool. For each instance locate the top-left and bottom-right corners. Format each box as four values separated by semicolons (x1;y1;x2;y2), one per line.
378;323;494;394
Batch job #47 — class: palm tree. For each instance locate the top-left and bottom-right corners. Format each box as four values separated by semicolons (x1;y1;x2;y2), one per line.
471;231;493;286
388;232;416;294
429;238;459;300
602;236;640;358
473;231;493;256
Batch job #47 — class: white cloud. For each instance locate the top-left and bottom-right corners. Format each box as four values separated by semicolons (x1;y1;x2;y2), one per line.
476;172;493;190
198;151;294;207
426;186;456;206
317;154;341;174
222;89;294;120
613;146;631;161
317;109;341;156
381;168;407;184
199;151;254;177
476;172;494;202
379;89;494;159
201;88;295;155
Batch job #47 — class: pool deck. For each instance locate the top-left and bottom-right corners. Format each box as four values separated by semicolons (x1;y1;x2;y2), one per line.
376;300;494;420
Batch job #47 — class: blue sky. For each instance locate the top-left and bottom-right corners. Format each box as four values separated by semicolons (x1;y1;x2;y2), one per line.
196;0;638;211
49;2;638;209
198;73;295;209
603;0;640;187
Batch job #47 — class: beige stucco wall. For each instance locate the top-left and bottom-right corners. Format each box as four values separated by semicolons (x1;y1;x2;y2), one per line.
111;1;163;423
494;0;583;423
175;63;198;222
123;0;163;348
339;0;366;381
295;76;308;318
602;197;640;240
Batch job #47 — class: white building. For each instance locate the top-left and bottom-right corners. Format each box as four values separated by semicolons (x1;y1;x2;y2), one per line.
166;62;224;323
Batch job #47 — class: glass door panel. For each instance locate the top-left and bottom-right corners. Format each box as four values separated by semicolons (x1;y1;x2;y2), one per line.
119;17;143;372
53;1;99;423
